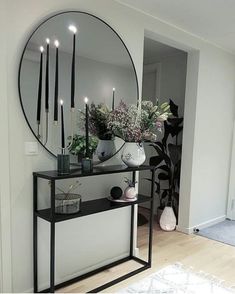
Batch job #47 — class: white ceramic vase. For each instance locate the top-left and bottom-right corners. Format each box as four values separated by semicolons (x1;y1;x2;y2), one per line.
124;186;137;200
159;206;176;231
96;139;116;162
121;142;146;167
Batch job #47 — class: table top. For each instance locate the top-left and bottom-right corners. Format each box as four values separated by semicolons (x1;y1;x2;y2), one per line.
33;164;155;180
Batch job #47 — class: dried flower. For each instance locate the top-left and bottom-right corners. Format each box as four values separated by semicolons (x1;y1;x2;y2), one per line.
80;103;113;140
107;100;171;142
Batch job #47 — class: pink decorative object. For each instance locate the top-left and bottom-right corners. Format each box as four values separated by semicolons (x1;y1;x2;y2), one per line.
124;177;137;200
124;186;137;200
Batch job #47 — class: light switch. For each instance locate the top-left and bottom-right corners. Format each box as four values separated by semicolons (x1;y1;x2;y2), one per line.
25;142;39;155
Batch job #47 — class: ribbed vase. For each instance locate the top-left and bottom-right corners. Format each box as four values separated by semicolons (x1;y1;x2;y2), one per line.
160;206;176;231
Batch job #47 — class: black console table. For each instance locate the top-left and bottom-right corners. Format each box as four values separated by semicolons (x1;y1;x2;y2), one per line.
33;165;155;293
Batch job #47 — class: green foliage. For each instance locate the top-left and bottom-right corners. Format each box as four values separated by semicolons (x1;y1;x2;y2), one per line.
68;134;98;158
89;103;114;140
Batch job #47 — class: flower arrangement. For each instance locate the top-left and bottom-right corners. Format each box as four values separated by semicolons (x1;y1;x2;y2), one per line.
107;100;171;142
88;103;113;140
68;134;98;158
124;177;137;187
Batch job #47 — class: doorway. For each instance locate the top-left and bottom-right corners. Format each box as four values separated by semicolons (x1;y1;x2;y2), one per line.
139;36;188;227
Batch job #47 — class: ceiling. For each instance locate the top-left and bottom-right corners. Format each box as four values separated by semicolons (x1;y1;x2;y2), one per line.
117;0;235;53
144;38;185;64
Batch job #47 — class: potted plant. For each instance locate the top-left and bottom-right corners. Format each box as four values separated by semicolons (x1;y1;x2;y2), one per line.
107;100;171;167
149;100;183;230
68;134;98;162
88;103;116;161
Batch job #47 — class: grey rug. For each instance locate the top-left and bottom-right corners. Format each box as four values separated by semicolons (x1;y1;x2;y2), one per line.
197;220;235;246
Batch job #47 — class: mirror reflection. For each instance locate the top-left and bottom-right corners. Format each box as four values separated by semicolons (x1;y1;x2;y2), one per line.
19;12;138;161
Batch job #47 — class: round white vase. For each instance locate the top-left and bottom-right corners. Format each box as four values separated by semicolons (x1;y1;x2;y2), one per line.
124;186;137;200
121;142;146;167
96;139;116;162
160;206;176;231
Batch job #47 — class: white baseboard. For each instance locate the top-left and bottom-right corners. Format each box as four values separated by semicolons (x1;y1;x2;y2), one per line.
177;215;226;234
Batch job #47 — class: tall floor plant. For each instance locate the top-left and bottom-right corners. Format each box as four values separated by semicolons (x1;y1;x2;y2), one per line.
149;99;183;222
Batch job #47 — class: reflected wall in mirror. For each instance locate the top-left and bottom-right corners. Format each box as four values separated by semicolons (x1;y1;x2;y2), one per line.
19;11;138;161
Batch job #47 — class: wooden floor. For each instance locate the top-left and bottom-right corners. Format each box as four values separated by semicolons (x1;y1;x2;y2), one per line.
60;213;235;293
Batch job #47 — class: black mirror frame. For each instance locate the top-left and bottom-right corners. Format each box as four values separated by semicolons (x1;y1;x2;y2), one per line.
18;10;139;159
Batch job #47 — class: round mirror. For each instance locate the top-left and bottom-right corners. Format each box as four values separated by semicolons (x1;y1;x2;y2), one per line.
19;11;138;161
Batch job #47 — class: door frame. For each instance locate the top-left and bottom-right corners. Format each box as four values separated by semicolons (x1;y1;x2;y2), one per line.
227;121;235;220
143;30;200;233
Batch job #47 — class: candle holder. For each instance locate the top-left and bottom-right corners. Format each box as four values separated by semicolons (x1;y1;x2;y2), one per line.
57;149;70;175
81;157;93;173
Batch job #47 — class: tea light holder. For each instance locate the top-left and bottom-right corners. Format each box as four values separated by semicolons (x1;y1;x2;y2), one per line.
81;157;93;173
57;149;70;175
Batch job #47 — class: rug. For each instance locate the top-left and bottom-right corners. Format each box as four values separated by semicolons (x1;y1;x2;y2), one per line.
120;263;235;293
197;220;235;246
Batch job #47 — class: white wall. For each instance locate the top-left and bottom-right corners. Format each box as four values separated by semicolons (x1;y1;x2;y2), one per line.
0;0;13;291
227;122;235;220
3;1;143;292
142;71;156;101
158;53;187;117
1;0;235;292
143;53;187;117
186;47;235;230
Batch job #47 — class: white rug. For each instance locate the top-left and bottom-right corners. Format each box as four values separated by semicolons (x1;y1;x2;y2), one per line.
120;263;235;294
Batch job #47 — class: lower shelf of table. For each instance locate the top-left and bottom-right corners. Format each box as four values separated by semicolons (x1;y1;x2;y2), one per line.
36;194;152;223
39;255;150;293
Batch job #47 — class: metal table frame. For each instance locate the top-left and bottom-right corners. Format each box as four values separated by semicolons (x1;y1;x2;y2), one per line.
33;165;155;293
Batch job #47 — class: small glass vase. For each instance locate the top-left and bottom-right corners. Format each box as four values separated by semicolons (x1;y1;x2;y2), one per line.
57;154;70;175
121;142;146;167
55;193;81;214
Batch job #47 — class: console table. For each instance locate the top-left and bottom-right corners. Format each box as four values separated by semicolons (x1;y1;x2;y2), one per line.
33;165;155;293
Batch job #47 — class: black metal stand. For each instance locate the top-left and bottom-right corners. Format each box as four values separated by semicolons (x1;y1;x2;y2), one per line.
33;165;155;293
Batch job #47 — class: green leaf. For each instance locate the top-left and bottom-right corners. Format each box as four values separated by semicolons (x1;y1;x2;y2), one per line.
169;99;178;117
158;173;169;180
157;165;170;172
168;117;183;127
161;190;169;199
149;156;163;166
168;144;182;165
150;144;163;156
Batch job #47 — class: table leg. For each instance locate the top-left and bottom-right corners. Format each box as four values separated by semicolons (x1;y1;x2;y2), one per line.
33;175;38;293
50;180;55;293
